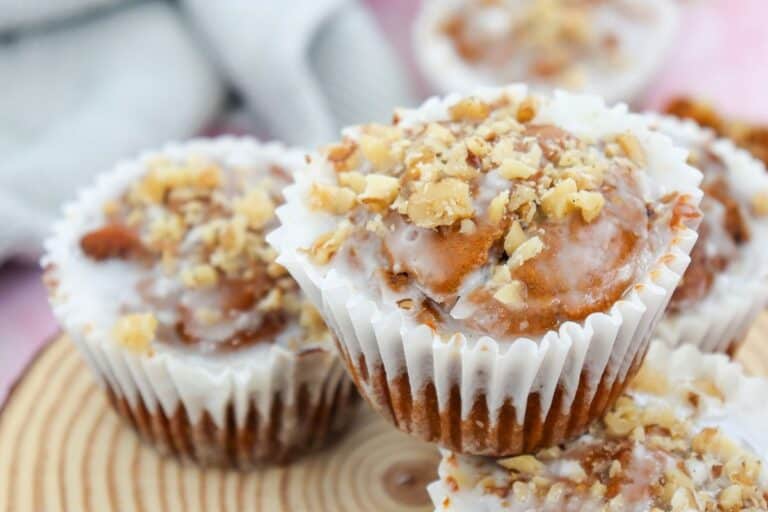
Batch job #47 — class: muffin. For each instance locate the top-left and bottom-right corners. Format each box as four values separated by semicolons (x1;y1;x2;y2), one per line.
648;115;768;354
428;341;768;511
666;97;768;170
413;0;678;103
42;138;359;468
269;85;703;456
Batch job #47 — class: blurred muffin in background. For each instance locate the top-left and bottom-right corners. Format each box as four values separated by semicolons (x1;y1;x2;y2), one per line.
648;114;768;355
666;97;768;169
413;0;679;103
43;137;358;468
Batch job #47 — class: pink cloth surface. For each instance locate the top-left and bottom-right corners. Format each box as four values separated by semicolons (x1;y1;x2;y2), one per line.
2;0;768;405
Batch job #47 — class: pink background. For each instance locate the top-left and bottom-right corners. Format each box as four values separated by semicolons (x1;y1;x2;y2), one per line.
2;0;768;404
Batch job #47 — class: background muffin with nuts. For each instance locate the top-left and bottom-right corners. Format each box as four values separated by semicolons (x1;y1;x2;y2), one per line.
269;84;703;456
414;0;679;103
647;114;768;355
43;137;359;468
428;341;768;511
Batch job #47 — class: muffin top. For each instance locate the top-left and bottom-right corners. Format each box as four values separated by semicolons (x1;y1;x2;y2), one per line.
431;344;768;511
61;145;328;357
298;89;700;340
416;0;677;101
649;116;768;312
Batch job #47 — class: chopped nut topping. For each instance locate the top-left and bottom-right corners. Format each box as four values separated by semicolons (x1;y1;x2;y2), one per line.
309;183;357;214
616;133;647;167
338;171;367;193
181;264;219;289
307;220;353;264
113;313;157;354
493;280;525;307
541;178;578;219
83;154;330;355
507;235;544;268
234;187;276;229
751;190;768;216
516;97;537;123
406;179;474;228
499;158;537;180
359;174;400;210
570;190;605;222
449;97;491;122
503;221;526;256
498;455;544;474
488;190;510;225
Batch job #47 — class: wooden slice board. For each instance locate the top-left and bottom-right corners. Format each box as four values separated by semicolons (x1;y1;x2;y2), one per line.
2;315;768;512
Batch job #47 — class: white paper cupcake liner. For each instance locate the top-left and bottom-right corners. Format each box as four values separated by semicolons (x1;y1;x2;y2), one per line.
647;115;768;354
42;137;359;467
269;85;703;455
427;340;768;511
412;0;678;104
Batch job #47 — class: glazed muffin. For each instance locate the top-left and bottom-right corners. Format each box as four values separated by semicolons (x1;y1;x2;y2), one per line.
414;0;678;103
429;341;768;511
43;138;359;468
648;115;768;354
666;97;768;170
269;85;703;456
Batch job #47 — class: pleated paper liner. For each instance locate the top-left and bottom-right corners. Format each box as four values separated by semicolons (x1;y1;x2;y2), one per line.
2;314;768;511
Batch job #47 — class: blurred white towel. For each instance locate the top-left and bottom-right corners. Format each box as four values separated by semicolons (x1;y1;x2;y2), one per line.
182;0;416;146
0;0;125;31
0;2;224;260
0;0;415;262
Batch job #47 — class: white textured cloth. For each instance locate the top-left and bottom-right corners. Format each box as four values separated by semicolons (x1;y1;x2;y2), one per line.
0;2;224;260
182;0;416;146
0;0;415;262
0;0;125;31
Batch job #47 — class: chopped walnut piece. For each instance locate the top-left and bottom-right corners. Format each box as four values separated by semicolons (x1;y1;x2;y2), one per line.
503;221;526;256
338;171;367;193
234;188;276;229
499;158;537;180
359;174;400;210
507;236;544;268
488;190;510;225
307;220;353;264
325;140;359;172
406;178;474;228
541;178;578;219
459;218;477;234
449;97;491;122
498;455;544;474
718;485;743;510
616;133;647;167
113;313;157;355
181;264;219;289
359;134;397;170
570;190;605;222
257;288;282;312
516;97;538;123
751;190;768;216
309;183;357;214
493;280;526;307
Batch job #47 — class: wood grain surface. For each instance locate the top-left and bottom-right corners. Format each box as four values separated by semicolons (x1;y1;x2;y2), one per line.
1;316;767;512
